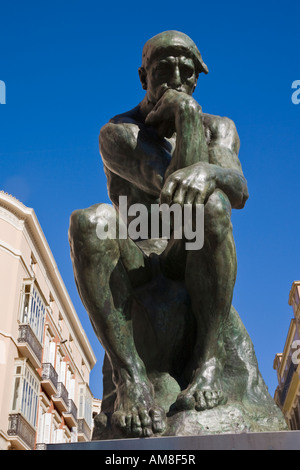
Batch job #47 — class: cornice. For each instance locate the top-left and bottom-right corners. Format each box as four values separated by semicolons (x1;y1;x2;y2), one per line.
289;281;300;306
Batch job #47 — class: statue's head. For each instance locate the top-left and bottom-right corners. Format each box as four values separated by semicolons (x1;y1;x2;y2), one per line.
139;31;208;104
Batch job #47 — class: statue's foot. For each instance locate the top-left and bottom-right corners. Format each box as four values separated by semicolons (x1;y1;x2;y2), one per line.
175;367;226;412
111;380;166;437
175;388;225;411
112;405;166;437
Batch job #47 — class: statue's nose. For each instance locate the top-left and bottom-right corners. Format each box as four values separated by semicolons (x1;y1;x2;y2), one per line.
168;65;181;88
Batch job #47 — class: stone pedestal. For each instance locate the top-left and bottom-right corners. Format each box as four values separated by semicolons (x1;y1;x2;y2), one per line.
47;430;300;450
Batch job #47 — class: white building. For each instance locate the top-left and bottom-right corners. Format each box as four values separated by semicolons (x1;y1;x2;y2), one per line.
0;191;97;449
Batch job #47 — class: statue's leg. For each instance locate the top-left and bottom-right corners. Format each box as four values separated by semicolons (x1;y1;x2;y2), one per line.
69;203;166;436
163;189;236;411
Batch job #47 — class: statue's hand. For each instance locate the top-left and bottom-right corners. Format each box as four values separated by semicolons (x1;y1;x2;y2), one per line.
145;89;201;138
160;162;216;206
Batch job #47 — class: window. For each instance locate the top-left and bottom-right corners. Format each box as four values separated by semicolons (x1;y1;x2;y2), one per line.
11;360;40;428
20;282;46;344
66;366;75;400
38;412;52;444
78;384;93;428
37;411;63;444
56;350;67;384
43;331;56;366
55;428;66;444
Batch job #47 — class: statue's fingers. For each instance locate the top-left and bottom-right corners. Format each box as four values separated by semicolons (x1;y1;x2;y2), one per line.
172;184;187;206
145;110;158;126
160;179;178;205
145;102;162;125
185;188;197;205
194;190;205;205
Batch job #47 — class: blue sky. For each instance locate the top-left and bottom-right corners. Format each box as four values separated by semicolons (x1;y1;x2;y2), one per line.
1;0;300;399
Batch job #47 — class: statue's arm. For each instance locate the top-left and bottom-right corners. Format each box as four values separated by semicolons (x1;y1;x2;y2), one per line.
160;114;249;210
206;116;249;209
99;120;171;198
144;91;248;209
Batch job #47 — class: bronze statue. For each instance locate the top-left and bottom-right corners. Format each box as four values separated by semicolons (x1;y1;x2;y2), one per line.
69;31;287;439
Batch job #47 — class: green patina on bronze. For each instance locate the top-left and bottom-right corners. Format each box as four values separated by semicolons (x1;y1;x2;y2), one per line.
69;31;287;439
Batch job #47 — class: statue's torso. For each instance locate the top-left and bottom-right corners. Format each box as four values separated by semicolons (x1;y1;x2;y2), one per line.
101;106;238;213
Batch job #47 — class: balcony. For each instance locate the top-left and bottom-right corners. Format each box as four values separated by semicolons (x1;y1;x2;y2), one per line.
63;399;78;428
52;382;68;413
77;418;91;441
36;443;47;450
41;363;58;397
17;324;42;368
7;413;36;450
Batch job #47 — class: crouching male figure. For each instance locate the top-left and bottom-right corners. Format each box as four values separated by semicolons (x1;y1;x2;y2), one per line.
69;31;249;438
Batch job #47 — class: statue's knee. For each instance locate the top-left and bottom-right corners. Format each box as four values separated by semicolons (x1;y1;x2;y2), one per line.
69;204;118;254
69;206;95;241
205;190;232;244
93;204;120;241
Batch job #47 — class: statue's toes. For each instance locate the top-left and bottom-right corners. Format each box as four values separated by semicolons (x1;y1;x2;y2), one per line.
194;390;224;411
112;407;155;438
138;408;153;437
194;391;207;411
204;390;220;409
149;407;166;434
129;409;142;436
111;410;127;431
175;391;196;411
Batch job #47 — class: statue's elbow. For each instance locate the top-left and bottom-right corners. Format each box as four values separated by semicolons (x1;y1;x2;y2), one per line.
231;185;249;210
98;123;117;167
99;123;112;152
237;187;249;209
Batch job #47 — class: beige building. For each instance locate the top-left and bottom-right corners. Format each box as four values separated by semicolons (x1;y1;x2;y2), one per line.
0;191;97;449
273;280;300;429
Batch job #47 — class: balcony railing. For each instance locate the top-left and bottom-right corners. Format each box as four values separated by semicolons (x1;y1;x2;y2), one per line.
17;324;42;368
77;418;91;441
63;399;78;428
7;413;36;450
52;382;68;412
41;363;58;396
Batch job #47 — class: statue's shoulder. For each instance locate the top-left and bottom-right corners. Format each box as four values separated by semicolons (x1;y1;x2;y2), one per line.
203;112;238;138
109;106;143;126
100;106;143;144
203;112;240;153
99;106;144;150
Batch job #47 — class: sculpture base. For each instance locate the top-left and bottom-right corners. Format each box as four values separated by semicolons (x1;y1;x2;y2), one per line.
47;430;300;450
94;399;287;441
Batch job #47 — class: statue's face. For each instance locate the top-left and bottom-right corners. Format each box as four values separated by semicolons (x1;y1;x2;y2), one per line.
145;52;197;104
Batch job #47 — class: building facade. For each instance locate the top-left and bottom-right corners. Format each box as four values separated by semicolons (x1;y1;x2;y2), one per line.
0;192;97;450
273;280;300;430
